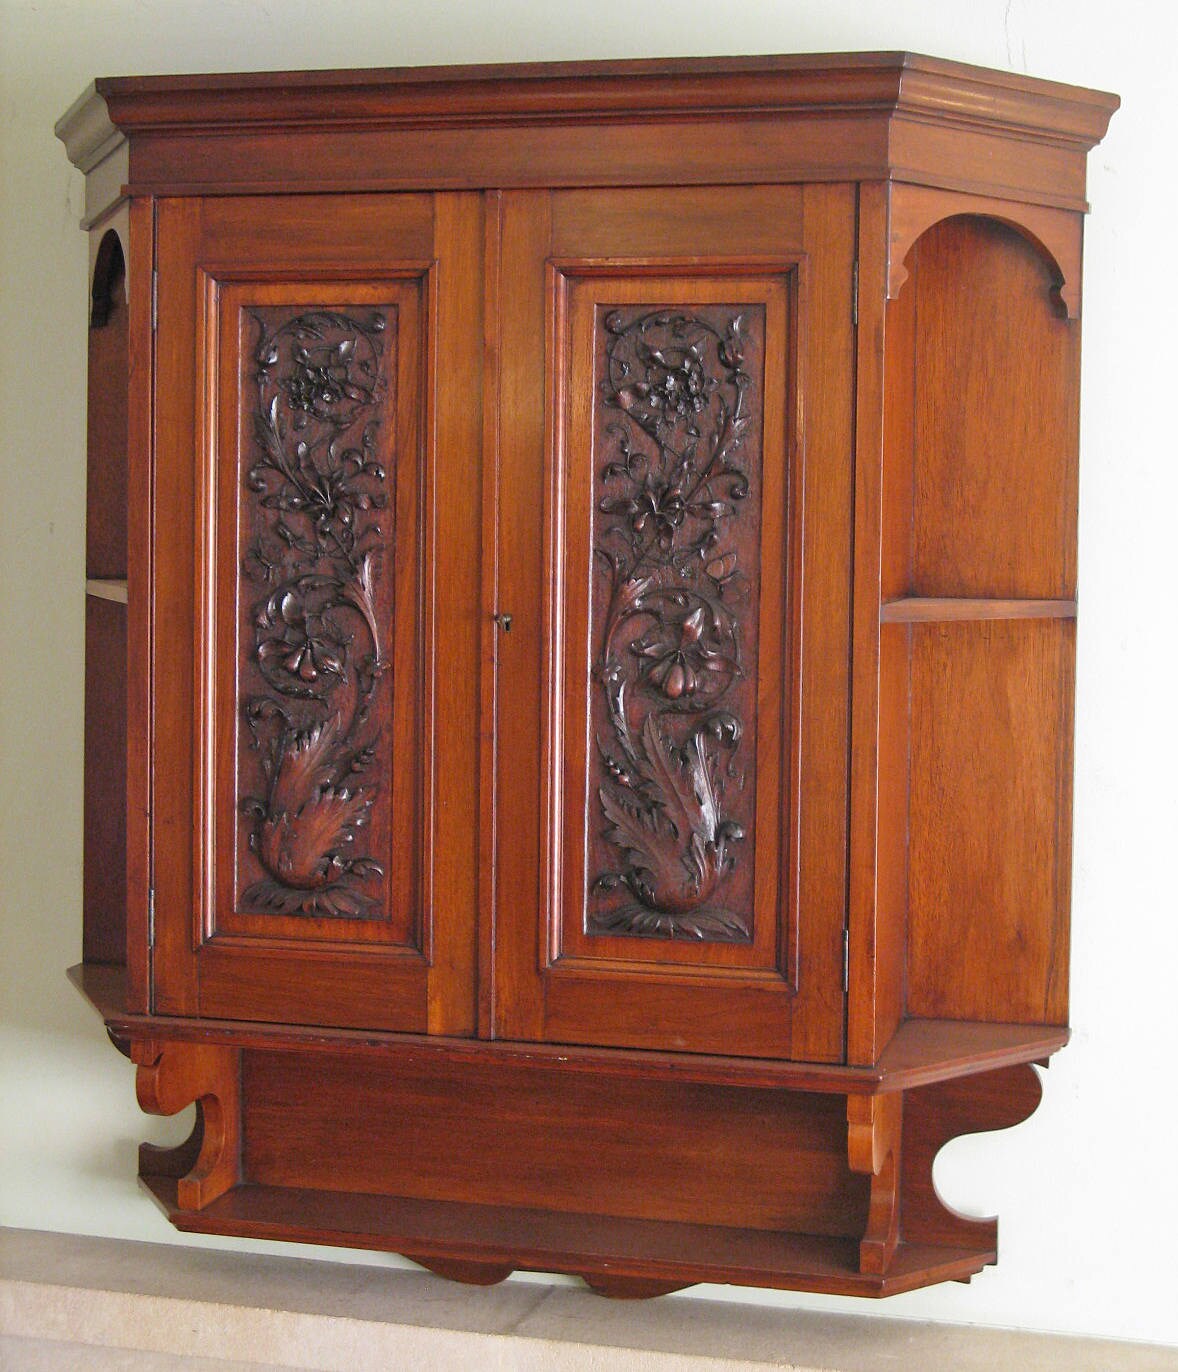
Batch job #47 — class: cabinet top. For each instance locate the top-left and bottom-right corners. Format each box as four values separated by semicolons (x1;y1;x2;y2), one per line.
57;51;1118;215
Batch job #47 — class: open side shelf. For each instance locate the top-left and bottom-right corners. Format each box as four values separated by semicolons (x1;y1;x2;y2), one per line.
880;597;1077;623
85;577;129;603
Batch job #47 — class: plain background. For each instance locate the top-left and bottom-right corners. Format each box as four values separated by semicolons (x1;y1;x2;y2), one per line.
1;0;1175;1350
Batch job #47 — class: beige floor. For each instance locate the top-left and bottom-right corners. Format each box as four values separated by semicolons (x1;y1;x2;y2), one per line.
3;1228;1177;1371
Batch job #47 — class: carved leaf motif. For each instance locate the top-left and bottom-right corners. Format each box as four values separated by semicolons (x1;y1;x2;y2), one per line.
236;307;393;920
256;788;370;890
587;305;763;943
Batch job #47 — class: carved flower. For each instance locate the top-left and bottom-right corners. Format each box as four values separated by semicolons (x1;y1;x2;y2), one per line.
633;604;739;701
280;337;376;425
256;588;347;687
600;475;686;552
647;351;710;419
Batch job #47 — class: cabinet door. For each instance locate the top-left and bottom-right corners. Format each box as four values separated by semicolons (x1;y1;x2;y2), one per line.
151;195;483;1032
492;187;854;1060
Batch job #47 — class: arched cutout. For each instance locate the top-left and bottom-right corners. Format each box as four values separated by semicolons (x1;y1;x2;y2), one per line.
888;185;1083;319
90;227;126;328
882;212;1079;603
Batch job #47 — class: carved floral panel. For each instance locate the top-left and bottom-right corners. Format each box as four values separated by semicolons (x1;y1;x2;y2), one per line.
235;306;396;920
586;304;765;942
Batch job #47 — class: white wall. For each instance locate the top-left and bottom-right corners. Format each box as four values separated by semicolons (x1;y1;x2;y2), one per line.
1;0;1174;1349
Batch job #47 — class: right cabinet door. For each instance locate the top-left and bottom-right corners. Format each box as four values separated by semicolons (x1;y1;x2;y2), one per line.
492;185;855;1060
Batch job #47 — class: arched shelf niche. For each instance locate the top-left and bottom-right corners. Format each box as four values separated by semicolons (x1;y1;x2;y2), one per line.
83;225;129;969
876;195;1082;1055
888;185;1083;320
90;225;127;328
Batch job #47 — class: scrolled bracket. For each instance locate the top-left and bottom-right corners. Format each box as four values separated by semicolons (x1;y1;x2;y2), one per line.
132;1039;241;1211
848;1091;903;1276
900;1062;1043;1254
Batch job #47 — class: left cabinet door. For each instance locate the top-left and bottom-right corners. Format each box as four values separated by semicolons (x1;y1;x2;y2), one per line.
150;194;484;1032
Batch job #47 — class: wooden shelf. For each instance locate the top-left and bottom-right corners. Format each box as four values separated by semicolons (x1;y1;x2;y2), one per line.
68;963;1068;1094
140;1174;992;1298
85;578;128;603
880;597;1077;624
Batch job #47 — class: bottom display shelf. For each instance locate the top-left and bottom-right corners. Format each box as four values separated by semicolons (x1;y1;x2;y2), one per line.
141;1175;994;1299
119;1022;1050;1301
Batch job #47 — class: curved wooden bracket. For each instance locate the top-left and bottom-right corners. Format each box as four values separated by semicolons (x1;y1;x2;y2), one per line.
848;1092;903;1275
901;1062;1043;1253
888;183;1084;319
132;1039;241;1211
406;1255;514;1286
581;1275;691;1299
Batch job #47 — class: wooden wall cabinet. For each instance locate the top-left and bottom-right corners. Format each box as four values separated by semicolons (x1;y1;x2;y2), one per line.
59;53;1117;1299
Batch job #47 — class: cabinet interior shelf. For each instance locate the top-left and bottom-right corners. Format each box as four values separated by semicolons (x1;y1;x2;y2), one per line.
85;578;128;603
880;597;1077;624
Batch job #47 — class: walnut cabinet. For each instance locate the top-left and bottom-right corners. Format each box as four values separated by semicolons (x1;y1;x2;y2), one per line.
59;53;1117;1299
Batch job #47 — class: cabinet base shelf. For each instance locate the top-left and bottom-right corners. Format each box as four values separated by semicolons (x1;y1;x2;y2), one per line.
118;1017;1048;1301
140;1175;994;1299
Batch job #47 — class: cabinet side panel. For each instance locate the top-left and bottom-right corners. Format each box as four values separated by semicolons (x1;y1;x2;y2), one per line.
83;597;127;964
909;217;1079;599
83;225;130;968
152;199;203;1015
86;230;129;579
907;618;1072;1024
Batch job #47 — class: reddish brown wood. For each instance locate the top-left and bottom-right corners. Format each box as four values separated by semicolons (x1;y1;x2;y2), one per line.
846;180;901;1069
873;1019;1068;1088
575;294;772;948
881;598;1077;623
908;217;1081;600
907;620;1073;1024
69;966;1069;1095
123;194;154;1016
209;278;426;951
83;597;127;965
86;228;128;579
134;1040;242;1209
151;194;482;1034
582;1277;690;1299
148;196;201;1017
241;1049;866;1235
888;184;1085;318
492;184;848;1060
901;1064;1043;1251
139;1175;995;1297
138;1106;205;1181
405;1257;515;1287
60;52;1113;1302
54;56;1117;213
848;1091;903;1275
82;222;131;973
225;297;406;929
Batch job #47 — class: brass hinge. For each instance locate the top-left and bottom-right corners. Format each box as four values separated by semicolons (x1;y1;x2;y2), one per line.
842;928;850;992
147;887;156;947
151;269;158;332
851;259;859;328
